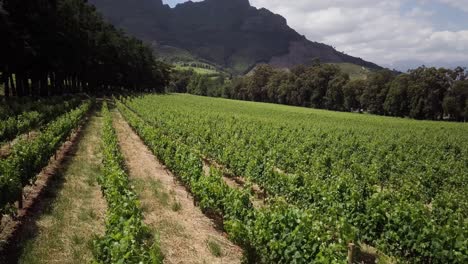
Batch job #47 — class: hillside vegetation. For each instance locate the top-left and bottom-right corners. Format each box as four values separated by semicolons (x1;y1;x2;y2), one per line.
330;63;371;80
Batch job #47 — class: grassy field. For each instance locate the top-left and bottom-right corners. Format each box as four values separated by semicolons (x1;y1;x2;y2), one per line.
173;64;220;75
329;62;371;80
118;93;468;263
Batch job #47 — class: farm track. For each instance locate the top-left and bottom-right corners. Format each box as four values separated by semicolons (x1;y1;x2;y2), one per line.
0;119;85;263
6;112;107;264
112;110;243;264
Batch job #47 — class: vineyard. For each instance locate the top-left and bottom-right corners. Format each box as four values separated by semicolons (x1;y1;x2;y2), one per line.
0;93;466;263
1;0;466;262
116;94;468;263
92;102;163;263
0;99;91;216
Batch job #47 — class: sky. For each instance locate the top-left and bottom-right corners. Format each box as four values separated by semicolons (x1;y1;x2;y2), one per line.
164;0;468;71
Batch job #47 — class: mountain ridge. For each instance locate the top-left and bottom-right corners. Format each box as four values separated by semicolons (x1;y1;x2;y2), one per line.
88;0;382;74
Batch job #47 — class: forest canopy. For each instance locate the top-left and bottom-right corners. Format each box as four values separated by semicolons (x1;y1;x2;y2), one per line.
0;0;170;97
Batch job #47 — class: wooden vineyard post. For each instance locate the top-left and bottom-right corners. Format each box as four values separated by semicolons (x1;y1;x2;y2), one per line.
348;243;355;264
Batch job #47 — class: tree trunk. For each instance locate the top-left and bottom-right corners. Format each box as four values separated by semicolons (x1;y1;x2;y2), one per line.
50;72;57;95
31;75;39;96
70;76;75;93
39;73;48;96
22;75;31;96
55;72;63;95
64;76;69;94
9;73;16;96
16;72;25;96
3;67;10;97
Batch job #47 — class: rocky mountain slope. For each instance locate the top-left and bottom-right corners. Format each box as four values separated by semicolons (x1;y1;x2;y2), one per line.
88;0;382;74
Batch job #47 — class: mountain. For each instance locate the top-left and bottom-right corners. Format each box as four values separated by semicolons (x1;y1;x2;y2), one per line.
88;0;382;74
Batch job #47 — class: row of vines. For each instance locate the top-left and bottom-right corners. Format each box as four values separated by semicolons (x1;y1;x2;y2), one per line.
0;96;77;120
117;100;350;263
0;100;92;216
0;96;83;143
92;102;163;264
118;94;467;263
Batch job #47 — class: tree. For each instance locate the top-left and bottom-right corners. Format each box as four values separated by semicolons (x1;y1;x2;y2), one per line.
302;64;341;108
168;69;194;93
187;74;208;96
384;74;410;117
443;80;468;121
361;70;394;114
324;73;349;111
464;100;468;122
343;79;366;112
247;64;275;101
407;67;451;120
0;0;170;97
266;70;294;104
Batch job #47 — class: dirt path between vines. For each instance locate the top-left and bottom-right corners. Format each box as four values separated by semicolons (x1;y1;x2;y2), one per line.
113;111;243;264
14;112;107;264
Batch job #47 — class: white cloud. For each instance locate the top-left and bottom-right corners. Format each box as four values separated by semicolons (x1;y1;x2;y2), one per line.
438;0;468;12
250;0;468;70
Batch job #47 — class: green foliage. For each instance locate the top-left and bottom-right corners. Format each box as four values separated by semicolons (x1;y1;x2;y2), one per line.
249;202;350;264
360;69;395;114
329;63;371;80
118;94;468;263
0;0;170;97
0;97;81;142
116;98;363;263
343;79;366;111
92;102;163;264
443;80;468;121
0;100;92;215
384;74;410;117
207;240;222;257
169;69;228;97
174;63;220;75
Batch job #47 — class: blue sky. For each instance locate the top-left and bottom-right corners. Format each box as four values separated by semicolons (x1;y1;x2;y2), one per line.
401;1;468;31
163;0;468;70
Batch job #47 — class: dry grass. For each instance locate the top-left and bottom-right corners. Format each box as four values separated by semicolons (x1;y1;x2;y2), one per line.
18;113;107;264
356;243;397;264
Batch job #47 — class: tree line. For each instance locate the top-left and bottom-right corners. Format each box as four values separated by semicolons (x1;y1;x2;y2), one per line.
171;64;468;122
0;0;170;97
